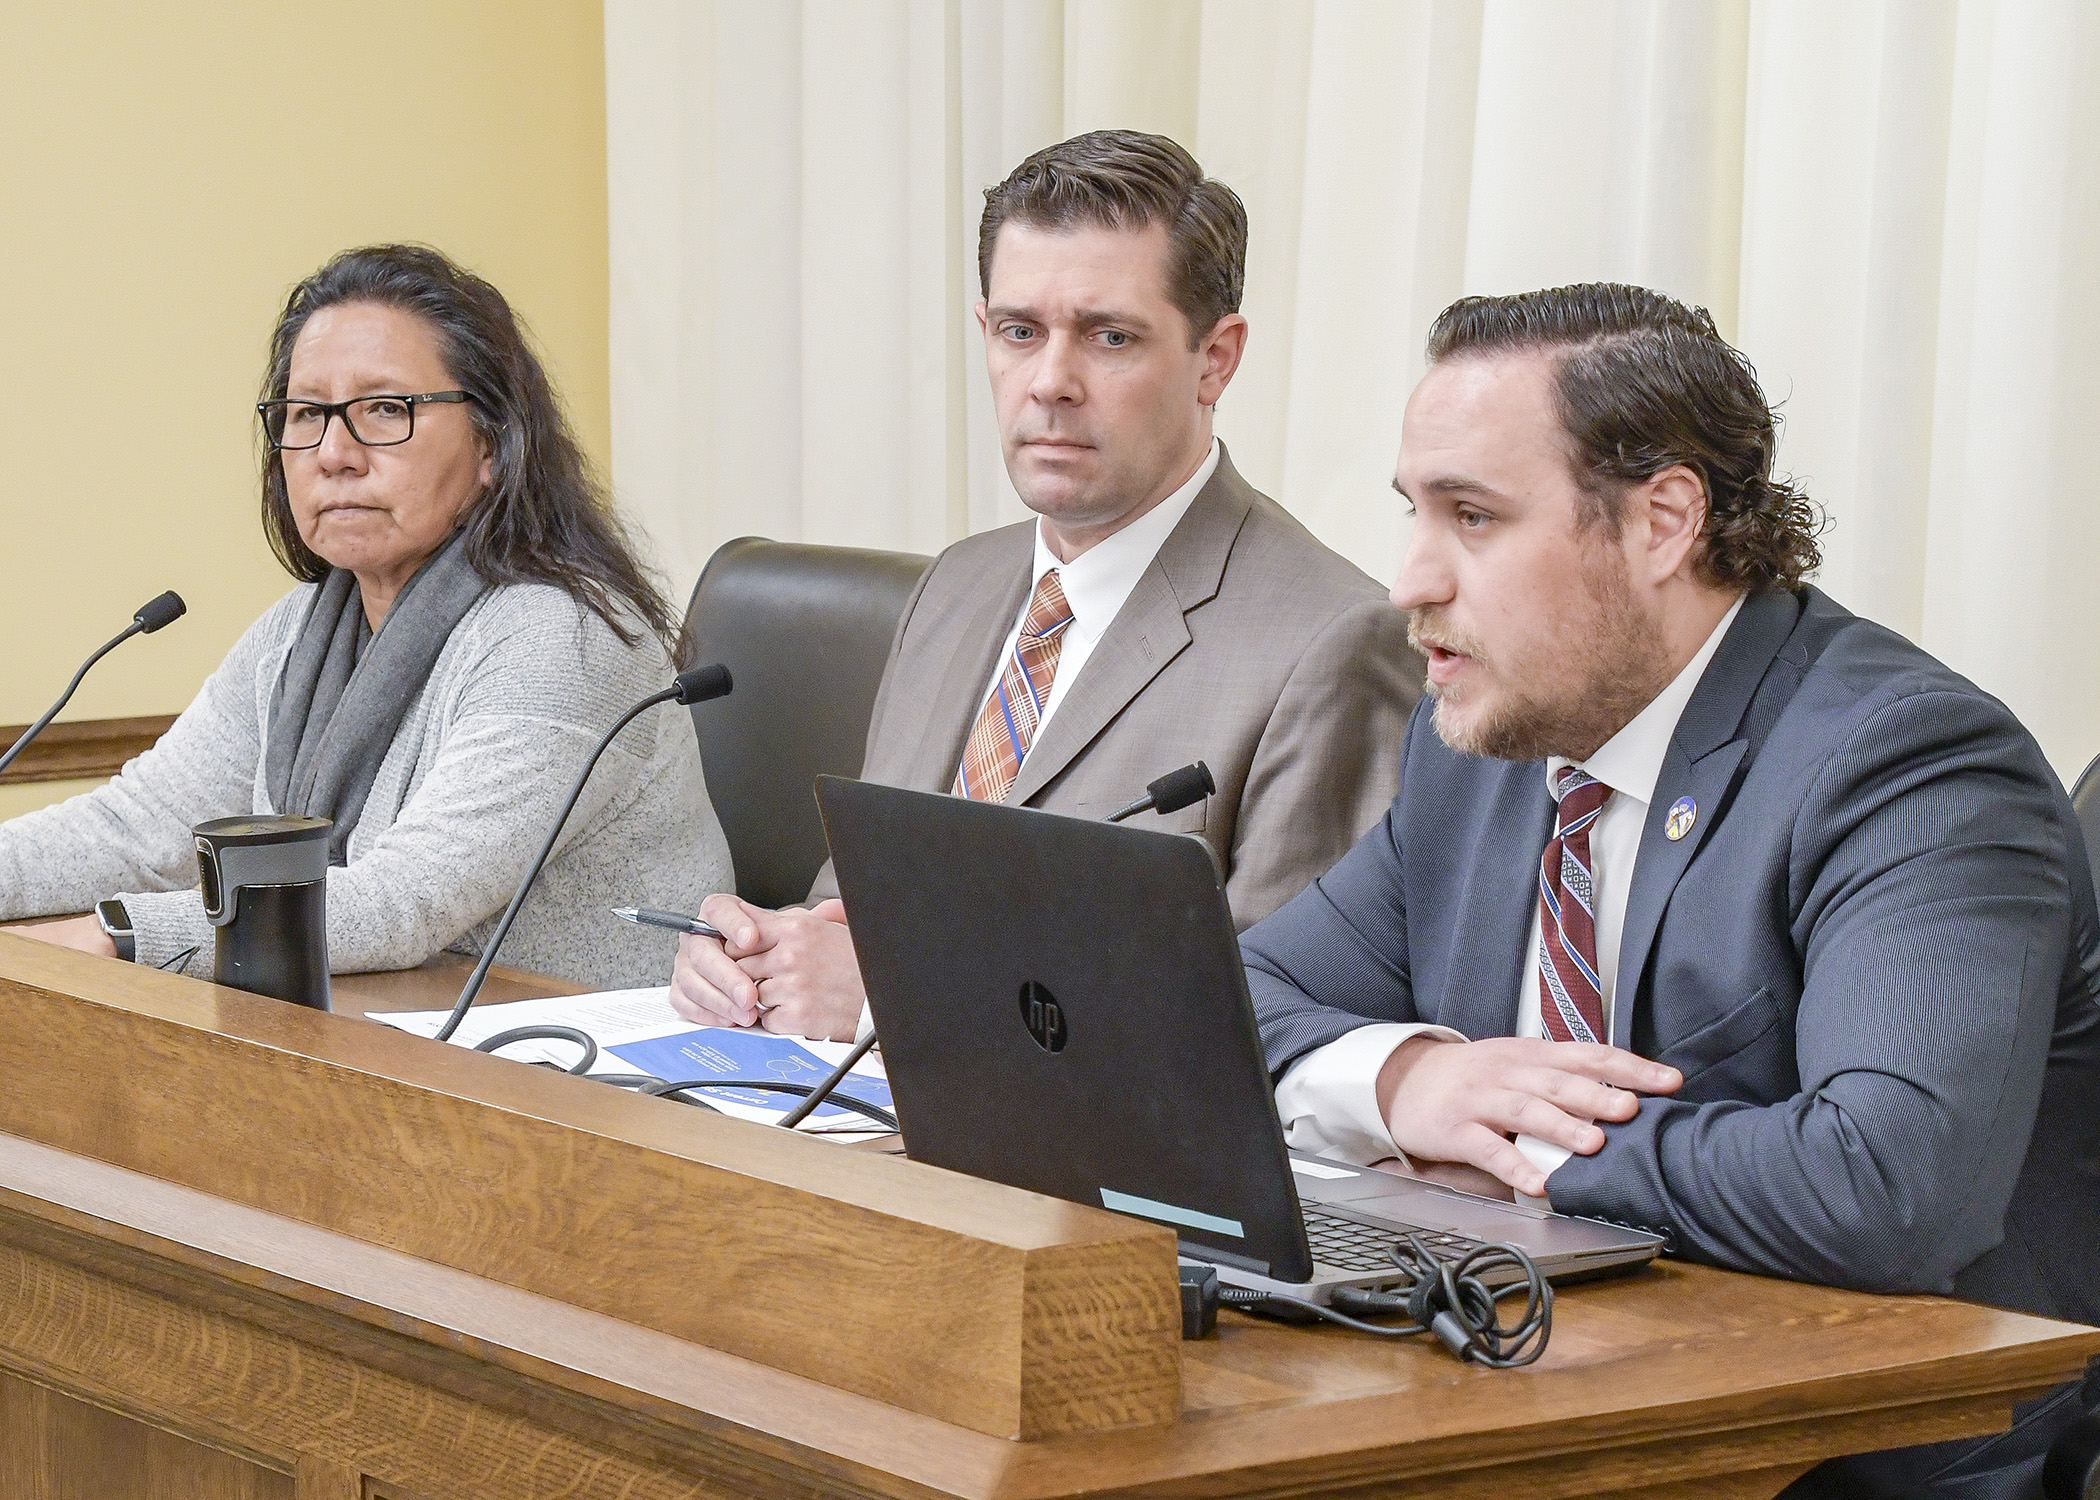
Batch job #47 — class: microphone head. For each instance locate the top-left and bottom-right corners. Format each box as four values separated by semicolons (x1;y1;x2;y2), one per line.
133;591;186;633
673;662;733;705
1146;760;1215;817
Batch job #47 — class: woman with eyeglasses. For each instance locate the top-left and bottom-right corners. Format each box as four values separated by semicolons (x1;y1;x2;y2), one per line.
0;244;731;985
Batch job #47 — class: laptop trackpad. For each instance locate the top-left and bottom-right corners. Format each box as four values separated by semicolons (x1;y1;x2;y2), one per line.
1288;1157;1447;1205
1353;1190;1549;1238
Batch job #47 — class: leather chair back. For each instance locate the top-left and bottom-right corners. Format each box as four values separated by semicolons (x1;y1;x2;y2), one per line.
2073;752;2100;885
682;537;934;910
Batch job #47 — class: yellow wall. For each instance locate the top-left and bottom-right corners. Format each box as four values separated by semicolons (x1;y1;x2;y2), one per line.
0;2;609;745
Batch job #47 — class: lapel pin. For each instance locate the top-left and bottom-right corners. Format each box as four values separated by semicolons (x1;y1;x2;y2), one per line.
1664;796;1697;841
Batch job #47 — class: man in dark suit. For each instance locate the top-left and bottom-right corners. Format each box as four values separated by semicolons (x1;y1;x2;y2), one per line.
670;130;1421;1042
1243;284;2100;1498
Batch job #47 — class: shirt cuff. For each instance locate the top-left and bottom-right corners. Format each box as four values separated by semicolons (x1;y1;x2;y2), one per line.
1274;1022;1469;1165
854;999;875;1043
1513;1134;1573;1209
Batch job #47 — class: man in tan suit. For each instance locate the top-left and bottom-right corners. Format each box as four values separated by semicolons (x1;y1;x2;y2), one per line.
671;129;1422;1040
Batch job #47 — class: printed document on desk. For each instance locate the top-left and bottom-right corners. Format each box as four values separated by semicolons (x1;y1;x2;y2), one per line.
369;988;891;1134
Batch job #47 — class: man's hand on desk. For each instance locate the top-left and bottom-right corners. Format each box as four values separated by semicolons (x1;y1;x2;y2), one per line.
1376;1035;1681;1198
667;896;864;1041
10;915;117;959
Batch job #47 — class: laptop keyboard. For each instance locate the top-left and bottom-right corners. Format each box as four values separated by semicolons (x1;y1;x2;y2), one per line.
1303;1208;1481;1272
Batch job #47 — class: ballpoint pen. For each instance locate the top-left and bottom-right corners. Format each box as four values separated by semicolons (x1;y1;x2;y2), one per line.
610;906;726;941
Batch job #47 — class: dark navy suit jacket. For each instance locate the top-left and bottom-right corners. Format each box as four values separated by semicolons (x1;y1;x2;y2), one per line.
1244;587;2100;1324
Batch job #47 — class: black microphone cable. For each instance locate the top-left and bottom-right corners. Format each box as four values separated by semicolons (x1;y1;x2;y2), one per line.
641;1075;897;1131
0;591;186;778
473;1025;598;1074
434;663;732;1042
466;1028;896;1130
561;1067;897;1130
775;1030;881;1128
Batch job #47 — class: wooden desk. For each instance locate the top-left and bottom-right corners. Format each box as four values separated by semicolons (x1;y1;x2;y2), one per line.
0;927;577;1016
331;950;589;1013
0;938;2093;1500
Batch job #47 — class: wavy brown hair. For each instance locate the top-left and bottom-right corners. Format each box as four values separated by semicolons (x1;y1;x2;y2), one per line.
978;129;1247;350
1426;283;1824;592
258;244;675;647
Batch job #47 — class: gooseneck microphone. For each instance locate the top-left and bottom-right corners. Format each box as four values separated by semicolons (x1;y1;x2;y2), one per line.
776;1030;882;1129
0;591;187;778
1106;760;1215;823
434;662;733;1042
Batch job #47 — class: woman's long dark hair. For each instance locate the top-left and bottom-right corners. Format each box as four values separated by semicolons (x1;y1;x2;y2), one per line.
258;244;676;648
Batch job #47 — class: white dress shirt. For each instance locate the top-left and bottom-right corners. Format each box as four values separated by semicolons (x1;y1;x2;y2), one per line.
964;440;1218;747
1274;595;1746;1183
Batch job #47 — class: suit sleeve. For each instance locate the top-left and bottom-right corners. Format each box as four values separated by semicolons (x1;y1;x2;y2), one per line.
1549;687;2073;1295
804;557;940;908
1241;698;1434;1077
1223;597;1421;926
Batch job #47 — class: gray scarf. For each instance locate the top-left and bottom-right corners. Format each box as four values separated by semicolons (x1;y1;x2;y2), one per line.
265;528;490;863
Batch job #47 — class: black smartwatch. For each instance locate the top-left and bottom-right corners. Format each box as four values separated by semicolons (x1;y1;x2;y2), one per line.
95;899;137;963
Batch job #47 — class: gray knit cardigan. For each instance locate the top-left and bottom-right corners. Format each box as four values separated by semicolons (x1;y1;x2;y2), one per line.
0;583;732;988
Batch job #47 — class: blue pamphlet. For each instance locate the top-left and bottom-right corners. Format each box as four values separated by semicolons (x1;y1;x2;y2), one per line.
606;1028;892;1122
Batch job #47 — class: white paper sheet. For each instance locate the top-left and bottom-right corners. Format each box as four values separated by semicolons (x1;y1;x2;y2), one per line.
368;988;891;1138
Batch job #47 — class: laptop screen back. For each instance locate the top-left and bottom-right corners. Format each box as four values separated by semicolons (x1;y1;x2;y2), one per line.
816;776;1315;1281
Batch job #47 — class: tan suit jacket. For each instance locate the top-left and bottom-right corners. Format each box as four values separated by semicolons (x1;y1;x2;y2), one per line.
810;448;1425;928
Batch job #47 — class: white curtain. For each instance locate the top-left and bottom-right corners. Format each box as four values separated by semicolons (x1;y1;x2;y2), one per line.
605;0;2100;780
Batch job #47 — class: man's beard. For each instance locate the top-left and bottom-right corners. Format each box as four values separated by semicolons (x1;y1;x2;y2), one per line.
1410;553;1671;763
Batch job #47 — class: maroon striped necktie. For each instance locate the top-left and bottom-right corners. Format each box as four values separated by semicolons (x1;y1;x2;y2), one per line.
1538;767;1613;1045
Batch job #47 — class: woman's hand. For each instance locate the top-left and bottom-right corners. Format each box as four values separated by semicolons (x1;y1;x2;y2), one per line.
11;915;117;959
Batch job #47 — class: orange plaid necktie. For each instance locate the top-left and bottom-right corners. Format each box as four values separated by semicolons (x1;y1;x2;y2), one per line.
954;570;1075;802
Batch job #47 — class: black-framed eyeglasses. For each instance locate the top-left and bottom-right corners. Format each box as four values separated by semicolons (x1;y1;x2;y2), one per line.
257;391;471;451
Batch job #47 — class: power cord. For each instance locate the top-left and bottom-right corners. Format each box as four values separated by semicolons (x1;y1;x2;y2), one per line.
1215;1284;1432;1338
1210;1234;1553;1367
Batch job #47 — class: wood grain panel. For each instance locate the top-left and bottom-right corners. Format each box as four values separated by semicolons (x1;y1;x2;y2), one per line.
0;1368;294;1500
0;714;174;784
295;1454;371;1500
0;1154;2039;1500
1611;1465;1814;1500
0;1118;2095;1500
0;935;1181;1439
0;1239;721;1500
0;947;2094;1498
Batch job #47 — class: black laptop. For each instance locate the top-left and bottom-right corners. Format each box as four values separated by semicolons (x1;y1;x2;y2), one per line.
815;777;1662;1299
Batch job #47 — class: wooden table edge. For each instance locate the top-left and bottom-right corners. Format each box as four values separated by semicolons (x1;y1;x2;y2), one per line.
1;1128;2092;1500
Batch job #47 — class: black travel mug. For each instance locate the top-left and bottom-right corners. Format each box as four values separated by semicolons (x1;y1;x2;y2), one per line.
193;814;332;1011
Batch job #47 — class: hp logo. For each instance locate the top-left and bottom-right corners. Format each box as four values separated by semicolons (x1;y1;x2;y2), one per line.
1018;980;1068;1053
